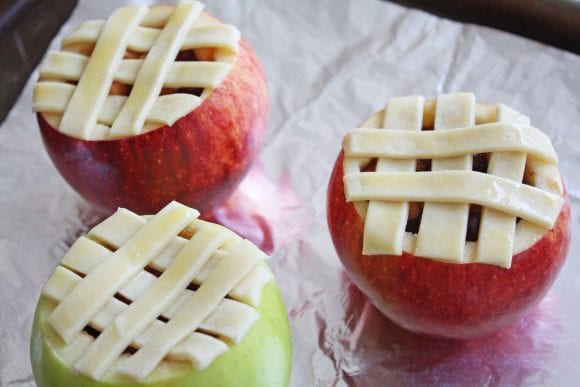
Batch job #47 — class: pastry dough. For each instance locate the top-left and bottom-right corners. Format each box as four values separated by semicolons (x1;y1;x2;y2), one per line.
343;93;564;267
344;171;562;228
362;96;423;255
47;201;198;344
41;201;270;381
344;122;556;163
116;239;264;380
32;1;240;140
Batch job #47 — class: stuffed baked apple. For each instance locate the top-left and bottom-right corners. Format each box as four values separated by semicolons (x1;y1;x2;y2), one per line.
33;1;268;215
327;92;570;339
31;201;291;386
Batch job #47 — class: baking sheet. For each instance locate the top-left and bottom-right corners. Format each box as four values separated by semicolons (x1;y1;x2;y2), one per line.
1;0;579;385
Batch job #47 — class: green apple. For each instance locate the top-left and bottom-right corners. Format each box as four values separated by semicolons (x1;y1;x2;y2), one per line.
30;265;291;387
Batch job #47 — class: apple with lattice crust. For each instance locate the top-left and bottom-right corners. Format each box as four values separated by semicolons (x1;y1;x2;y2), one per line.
33;2;267;215
31;201;291;386
327;93;571;339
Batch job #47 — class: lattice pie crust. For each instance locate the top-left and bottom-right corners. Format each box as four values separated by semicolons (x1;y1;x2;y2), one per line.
343;93;564;268
33;1;239;140
41;201;271;381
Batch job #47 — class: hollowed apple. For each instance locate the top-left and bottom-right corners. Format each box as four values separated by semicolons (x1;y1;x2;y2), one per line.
30;201;291;386
35;5;268;216
327;97;571;339
31;272;291;387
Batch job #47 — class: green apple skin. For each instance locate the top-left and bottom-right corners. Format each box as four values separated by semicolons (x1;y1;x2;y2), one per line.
30;273;291;387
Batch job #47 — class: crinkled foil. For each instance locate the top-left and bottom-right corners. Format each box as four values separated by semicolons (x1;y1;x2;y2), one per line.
1;0;579;385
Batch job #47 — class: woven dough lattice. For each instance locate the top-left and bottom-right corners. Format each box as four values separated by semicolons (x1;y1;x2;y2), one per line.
342;93;563;268
41;202;270;381
33;1;239;140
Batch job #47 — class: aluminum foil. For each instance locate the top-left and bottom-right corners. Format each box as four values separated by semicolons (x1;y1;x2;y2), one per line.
1;0;579;385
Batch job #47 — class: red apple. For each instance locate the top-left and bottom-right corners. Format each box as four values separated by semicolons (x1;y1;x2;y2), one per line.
37;12;267;216
327;106;571;340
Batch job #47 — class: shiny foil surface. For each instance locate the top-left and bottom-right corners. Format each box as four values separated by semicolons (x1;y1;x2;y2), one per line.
1;0;579;385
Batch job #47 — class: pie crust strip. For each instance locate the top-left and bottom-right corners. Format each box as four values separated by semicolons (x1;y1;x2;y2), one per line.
475;104;529;267
165;332;228;370
116;239;265;381
34;2;242;140
110;2;203;138
63;21;240;53
58;6;147;139
71;210;269;306
43;266;259;347
42;208;267;378
73;226;228;379
413;93;475;262
34;82;201;131
39;53;231;89
344;122;557;164
46;201;199;344
43;268;232;373
344;170;562;230
362;96;423;255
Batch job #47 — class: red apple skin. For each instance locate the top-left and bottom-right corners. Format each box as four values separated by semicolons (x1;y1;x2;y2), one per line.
327;151;571;339
38;38;268;216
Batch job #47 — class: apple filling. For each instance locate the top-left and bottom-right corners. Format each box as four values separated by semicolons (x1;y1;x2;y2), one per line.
32;2;240;140
343;93;564;268
39;201;272;381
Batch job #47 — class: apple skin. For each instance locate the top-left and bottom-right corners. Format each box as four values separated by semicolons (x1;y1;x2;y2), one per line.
38;38;268;216
327;151;571;339
30;266;291;387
